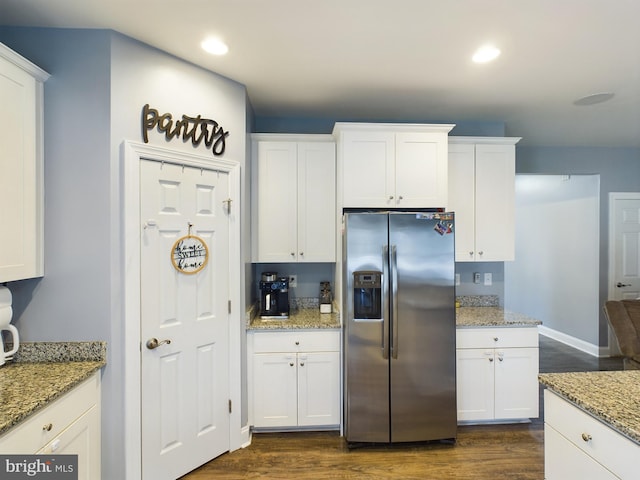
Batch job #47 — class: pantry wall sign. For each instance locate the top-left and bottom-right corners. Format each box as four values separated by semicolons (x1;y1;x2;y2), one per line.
142;103;229;156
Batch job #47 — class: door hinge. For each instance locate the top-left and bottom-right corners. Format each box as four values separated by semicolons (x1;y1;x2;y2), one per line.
228;300;231;314
228;399;232;413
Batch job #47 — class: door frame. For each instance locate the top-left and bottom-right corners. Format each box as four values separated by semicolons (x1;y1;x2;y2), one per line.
607;192;640;354
121;140;242;479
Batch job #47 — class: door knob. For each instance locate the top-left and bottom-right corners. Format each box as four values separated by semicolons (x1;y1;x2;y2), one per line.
146;338;171;349
617;282;631;287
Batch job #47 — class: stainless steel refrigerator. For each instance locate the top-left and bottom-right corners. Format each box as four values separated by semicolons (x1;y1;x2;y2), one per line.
343;211;457;444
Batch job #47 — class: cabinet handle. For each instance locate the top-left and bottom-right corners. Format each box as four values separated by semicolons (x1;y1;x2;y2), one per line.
295;341;300;345
300;362;305;367
488;357;494;362
289;362;294;367
43;423;53;432
389;195;394;200
290;252;295;257
478;251;484;256
469;251;474;256
494;337;499;342
581;433;592;442
398;195;403;200
299;252;304;256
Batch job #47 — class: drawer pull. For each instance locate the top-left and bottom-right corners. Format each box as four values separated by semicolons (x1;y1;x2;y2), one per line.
581;433;592;442
43;423;53;432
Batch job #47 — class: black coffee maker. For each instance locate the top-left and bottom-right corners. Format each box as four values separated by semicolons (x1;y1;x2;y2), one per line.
259;272;290;319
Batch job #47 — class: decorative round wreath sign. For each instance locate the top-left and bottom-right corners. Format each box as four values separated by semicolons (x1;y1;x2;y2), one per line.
171;224;209;274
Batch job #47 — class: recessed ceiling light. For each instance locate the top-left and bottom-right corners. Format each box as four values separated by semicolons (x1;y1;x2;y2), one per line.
573;92;615;106
472;45;501;63
201;38;229;56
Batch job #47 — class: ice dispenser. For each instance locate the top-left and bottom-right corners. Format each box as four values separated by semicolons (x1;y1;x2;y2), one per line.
353;271;382;320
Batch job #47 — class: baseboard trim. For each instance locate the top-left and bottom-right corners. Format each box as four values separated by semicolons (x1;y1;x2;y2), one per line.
538;325;605;357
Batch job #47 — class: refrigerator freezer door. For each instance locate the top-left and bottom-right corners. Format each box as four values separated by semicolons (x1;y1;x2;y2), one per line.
388;212;457;442
344;212;390;443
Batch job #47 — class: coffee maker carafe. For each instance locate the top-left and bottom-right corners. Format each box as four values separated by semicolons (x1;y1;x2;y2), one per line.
259;272;290;319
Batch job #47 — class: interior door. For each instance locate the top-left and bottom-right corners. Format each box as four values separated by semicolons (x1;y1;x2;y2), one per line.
610;194;640;300
140;160;230;480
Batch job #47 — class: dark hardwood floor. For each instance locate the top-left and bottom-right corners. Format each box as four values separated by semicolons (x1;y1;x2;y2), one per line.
181;336;624;480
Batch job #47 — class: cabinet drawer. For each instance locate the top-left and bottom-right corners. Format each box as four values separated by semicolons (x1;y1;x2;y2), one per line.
544;390;638;479
252;330;340;353
456;327;538;349
0;373;99;454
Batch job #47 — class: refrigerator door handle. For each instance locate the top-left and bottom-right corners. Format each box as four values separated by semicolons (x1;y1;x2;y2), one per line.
391;244;399;359
382;245;390;359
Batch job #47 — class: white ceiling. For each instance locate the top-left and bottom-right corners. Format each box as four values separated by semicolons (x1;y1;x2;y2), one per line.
1;0;639;147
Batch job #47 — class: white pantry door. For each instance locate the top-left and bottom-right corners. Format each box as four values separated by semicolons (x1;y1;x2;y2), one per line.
140;159;230;480
610;194;640;300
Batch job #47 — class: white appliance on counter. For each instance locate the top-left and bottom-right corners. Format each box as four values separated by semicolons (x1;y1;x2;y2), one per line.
0;286;19;366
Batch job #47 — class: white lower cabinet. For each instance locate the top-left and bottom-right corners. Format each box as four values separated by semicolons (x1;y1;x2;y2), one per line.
0;373;101;480
456;327;539;422
249;330;340;429
544;390;637;479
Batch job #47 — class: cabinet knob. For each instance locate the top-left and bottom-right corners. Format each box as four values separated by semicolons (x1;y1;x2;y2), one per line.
389;195;394;200
289;362;294;367
494;337;499;342
43;423;53;432
300;362;305;367
398;195;403;200
488;357;494;362
295;341;300;345
299;252;304;256
581;433;592;442
478;251;484;256
469;251;474;256
290;252;295;257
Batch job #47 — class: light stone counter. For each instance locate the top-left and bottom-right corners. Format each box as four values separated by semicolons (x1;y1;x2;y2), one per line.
0;341;106;436
456;307;542;328
539;370;640;445
248;307;340;330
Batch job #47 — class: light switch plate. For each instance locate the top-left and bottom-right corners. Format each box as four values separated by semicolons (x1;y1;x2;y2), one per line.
484;273;492;286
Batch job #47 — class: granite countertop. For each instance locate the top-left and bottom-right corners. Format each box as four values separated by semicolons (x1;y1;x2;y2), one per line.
539;371;640;445
456;306;542;327
248;306;340;330
0;341;106;436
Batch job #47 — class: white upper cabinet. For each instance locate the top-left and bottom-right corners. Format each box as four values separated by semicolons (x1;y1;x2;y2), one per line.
251;134;336;263
448;137;520;262
334;123;454;209
0;43;49;283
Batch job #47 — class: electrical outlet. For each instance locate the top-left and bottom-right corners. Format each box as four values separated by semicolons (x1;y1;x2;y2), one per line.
455;273;460;286
473;272;481;284
289;275;297;288
484;273;492;286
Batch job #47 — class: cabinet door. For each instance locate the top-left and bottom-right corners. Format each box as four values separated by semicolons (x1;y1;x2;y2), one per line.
0;52;43;282
38;404;101;480
341;131;394;207
474;144;515;261
456;349;495;421
494;347;539;420
395;132;448;208
297;351;340;427
255;141;298;262
297;142;336;262
447;143;476;261
252;353;298;427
